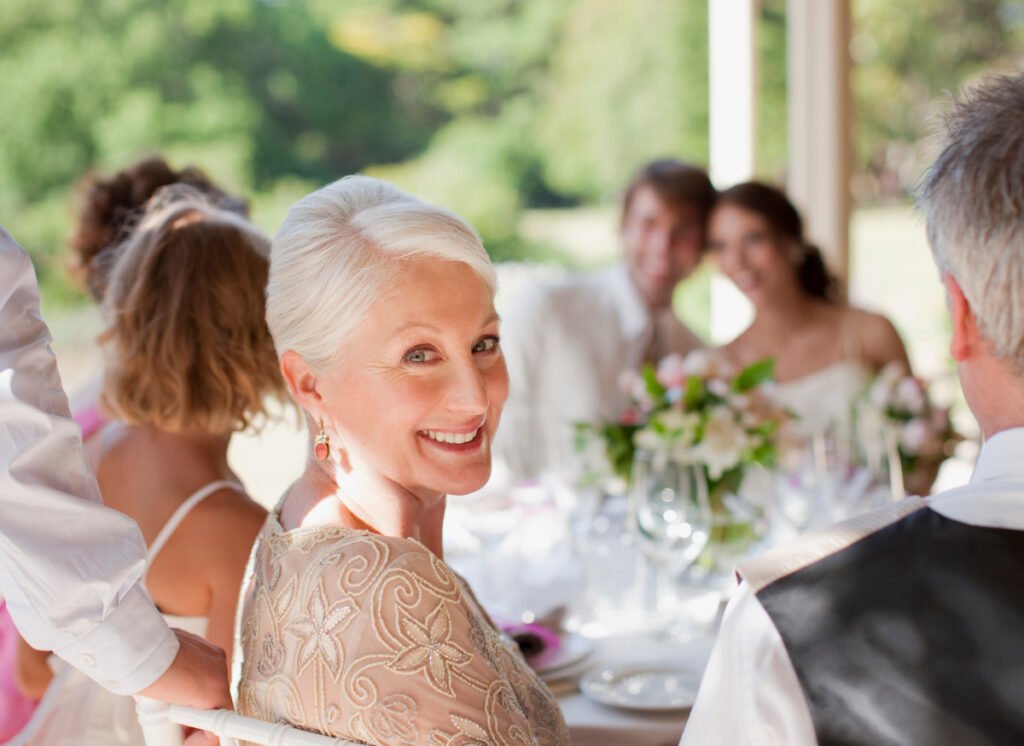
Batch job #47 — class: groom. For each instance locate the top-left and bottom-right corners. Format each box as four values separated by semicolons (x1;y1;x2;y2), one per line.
681;73;1024;744
495;159;715;481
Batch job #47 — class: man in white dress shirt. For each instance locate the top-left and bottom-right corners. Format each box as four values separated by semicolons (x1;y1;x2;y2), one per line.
0;226;229;741
680;73;1024;745
496;159;714;480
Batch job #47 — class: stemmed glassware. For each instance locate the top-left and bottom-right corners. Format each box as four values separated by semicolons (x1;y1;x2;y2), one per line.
629;447;712;632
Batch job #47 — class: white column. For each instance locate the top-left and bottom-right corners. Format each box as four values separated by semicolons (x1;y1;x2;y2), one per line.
786;0;851;284
708;0;759;343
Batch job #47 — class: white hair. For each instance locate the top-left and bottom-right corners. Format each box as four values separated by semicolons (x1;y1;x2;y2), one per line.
266;175;496;371
917;71;1024;371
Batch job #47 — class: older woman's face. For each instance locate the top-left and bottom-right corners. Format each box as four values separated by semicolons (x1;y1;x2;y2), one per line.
321;260;508;500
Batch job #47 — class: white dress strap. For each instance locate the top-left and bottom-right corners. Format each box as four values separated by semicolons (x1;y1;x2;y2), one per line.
145;480;245;570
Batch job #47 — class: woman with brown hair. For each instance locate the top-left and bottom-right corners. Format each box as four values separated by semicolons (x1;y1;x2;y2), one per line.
708;181;912;435
63;156;247;446
69;156;246;303
10;189;286;745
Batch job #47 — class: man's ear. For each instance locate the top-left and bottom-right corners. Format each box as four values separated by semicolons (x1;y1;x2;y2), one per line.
944;273;976;363
280;350;324;414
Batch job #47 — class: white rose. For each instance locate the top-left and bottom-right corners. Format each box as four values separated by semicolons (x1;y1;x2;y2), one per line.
658;409;700;436
868;379;892;409
680;349;716;377
634;427;663;451
693;406;749;479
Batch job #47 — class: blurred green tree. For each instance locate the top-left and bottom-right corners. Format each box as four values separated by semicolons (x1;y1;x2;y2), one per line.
853;0;1024;200
0;0;439;298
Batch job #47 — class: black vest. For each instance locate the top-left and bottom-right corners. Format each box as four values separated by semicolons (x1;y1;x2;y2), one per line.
756;507;1024;746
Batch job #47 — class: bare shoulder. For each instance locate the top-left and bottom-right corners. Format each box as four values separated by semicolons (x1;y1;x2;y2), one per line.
848;306;911;373
186;487;267;547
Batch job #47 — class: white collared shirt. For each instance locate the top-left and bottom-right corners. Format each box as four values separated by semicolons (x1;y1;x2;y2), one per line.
680;427;1024;745
0;226;177;695
494;264;702;481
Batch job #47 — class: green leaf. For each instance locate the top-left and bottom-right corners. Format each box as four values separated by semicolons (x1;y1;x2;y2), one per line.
682;375;705;409
642;364;667;405
732;358;775;393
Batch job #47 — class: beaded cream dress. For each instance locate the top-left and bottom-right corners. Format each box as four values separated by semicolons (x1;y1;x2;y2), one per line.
235;506;568;746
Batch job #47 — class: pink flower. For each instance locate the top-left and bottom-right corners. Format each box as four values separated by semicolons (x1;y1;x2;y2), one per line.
656;353;689;389
899;418;930;455
896;378;927;416
707;378;731;398
620;407;644;426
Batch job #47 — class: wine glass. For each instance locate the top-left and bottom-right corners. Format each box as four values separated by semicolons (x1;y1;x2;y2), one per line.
629;447;712;632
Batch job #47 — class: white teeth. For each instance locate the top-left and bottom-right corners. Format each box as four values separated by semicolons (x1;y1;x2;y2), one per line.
423;429;479;445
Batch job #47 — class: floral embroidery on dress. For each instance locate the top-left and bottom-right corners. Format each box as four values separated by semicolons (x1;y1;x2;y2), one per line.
234;507;569;746
286;579;358;679
390;603;473;696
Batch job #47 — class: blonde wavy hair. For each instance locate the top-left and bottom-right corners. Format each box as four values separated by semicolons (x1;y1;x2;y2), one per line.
101;189;286;433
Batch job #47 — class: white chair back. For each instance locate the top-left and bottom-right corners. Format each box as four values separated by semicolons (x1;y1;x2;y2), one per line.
134;698;358;746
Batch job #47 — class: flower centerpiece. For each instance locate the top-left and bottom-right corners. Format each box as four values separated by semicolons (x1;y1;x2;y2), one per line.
856;363;961;495
579;350;796;580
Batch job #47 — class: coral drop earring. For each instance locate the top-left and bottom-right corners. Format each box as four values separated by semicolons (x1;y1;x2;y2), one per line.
313;418;330;461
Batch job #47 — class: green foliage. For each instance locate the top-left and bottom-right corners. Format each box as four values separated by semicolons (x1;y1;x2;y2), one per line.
732;358;775;393
757;0;788;181
4;0;1024;303
536;0;709;200
0;0;441;297
852;0;1024;198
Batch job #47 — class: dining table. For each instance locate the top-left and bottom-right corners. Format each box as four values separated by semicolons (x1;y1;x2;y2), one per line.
445;487;725;746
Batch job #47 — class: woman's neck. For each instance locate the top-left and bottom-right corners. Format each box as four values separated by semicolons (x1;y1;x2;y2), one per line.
751;292;825;339
287;460;446;556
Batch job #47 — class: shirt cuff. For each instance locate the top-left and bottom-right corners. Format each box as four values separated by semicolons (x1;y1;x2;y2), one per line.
53;583;179;695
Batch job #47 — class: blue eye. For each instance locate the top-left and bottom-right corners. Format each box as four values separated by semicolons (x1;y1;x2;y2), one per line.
404;348;437;364
473;336;500;354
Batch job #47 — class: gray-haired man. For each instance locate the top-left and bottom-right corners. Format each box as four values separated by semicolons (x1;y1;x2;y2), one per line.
680;72;1024;745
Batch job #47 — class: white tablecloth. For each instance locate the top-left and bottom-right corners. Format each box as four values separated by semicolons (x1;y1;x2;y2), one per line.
557;634;711;745
446;491;718;746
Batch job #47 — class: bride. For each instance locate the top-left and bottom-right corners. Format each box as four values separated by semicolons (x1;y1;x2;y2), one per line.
708;181;912;436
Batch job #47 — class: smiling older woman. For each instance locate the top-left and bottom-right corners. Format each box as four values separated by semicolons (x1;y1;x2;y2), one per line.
234;176;568;745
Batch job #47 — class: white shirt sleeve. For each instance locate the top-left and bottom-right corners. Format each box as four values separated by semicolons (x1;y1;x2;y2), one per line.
0;226;178;695
680;581;818;746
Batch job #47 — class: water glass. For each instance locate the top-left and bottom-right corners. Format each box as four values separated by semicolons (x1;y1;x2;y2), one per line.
629;448;712;628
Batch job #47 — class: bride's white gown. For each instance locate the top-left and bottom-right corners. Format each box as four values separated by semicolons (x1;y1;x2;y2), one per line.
774;360;871;437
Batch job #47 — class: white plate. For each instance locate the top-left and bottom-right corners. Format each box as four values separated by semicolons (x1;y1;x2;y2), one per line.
540;655;594;684
532;633;594;675
579;664;701;712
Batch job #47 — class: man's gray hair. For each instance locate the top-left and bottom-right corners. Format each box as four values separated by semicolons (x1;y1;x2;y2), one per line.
266;174;496;372
917;71;1024;370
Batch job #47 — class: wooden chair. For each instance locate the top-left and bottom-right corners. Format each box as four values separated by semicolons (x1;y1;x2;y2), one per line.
135;698;358;746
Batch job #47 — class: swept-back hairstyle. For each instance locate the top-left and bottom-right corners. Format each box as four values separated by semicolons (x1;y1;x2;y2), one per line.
101;188;284;433
917;72;1024;371
266;174;495;373
716;181;840;303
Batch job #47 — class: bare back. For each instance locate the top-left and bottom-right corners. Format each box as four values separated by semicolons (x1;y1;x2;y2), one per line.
92;422;266;662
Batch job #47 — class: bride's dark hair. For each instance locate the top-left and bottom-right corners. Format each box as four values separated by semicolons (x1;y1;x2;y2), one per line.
716;181;840;303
